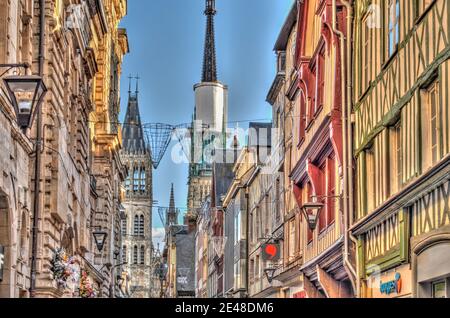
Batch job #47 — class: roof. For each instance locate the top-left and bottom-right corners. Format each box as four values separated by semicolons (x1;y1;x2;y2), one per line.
274;2;298;51
122;92;147;154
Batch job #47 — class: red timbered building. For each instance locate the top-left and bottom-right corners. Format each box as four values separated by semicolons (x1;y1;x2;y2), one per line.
289;0;356;298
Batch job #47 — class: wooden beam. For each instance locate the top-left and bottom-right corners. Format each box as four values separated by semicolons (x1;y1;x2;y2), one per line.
316;265;352;298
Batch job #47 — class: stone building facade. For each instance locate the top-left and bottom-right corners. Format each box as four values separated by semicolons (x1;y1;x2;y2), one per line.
0;0;128;298
120;84;153;298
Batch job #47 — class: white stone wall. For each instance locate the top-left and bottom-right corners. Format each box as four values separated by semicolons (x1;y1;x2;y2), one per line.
0;109;32;298
194;82;228;133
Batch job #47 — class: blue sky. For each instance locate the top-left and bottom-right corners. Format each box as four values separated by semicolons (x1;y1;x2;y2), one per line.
119;0;293;246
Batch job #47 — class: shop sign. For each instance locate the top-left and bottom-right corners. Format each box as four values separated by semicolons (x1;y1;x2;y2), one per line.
0;245;4;281
380;273;402;295
262;243;280;262
293;291;307;298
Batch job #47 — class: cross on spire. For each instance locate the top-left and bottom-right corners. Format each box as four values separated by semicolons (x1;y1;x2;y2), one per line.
128;74;133;95
135;74;140;94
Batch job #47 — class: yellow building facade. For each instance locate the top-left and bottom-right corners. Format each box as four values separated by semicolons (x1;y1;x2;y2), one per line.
352;0;450;298
0;0;128;298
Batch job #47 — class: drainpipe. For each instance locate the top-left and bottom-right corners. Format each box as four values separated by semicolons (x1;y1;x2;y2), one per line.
331;0;359;297
30;0;45;298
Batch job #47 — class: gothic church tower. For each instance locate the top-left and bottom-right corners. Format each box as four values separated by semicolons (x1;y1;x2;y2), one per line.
121;79;153;298
187;0;228;220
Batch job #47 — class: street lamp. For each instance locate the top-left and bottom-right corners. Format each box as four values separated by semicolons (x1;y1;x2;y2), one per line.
264;268;277;284
3;74;47;130
300;201;325;231
92;228;108;252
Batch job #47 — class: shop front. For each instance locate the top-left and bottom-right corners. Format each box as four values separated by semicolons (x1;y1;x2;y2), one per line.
355;209;410;298
410;179;450;298
356;172;450;298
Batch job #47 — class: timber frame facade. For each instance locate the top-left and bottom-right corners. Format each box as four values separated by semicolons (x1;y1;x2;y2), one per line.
352;0;450;298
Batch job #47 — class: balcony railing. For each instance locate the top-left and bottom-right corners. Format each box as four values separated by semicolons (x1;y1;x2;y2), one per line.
304;222;340;262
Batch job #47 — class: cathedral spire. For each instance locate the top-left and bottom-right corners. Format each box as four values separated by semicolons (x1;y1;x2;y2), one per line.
167;184;177;226
202;0;218;82
169;183;175;212
122;78;146;154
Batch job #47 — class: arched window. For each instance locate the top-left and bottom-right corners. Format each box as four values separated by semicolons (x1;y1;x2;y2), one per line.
134;215;139;236
139;215;145;236
133;168;139;192
133;245;138;264
299;90;306;142
122;245;127;264
140;245;145;265
140;168;146;192
121;218;127;236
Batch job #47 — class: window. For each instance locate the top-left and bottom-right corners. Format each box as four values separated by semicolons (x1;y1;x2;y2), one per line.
318;163;327;232
432;281;447;298
362;13;371;93
389;122;402;195
315;156;337;233
299;91;307;143
275;178;281;223
234;262;241;289
255;255;260;279
134;215;139;236
249;212;254;244
422;79;440;170
387;0;400;57
366;147;376;213
306;182;314;243
133;245;138;264
254;207;260;243
19;212;27;258
417;0;433;18
249;258;255;282
122;245;127;264
327;156;336;226
139;215;145;236
234;209;241;245
265;194;270;235
429;81;440;165
308;68;316;123
140;246;145;265
121;218;127;236
133;168;139;192
140;168;146;192
316;48;325;112
125;175;131;191
288;219;296;261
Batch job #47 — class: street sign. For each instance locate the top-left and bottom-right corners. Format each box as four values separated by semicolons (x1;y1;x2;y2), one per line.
0;245;4;281
261;243;281;262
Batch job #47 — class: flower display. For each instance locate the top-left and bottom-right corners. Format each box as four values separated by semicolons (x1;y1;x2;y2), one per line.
79;270;97;298
50;249;80;290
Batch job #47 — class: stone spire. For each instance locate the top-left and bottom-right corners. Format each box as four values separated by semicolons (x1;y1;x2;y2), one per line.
202;0;218;82
167;183;178;226
169;183;175;212
122;76;146;154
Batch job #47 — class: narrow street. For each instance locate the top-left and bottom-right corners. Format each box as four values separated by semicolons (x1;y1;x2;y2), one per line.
0;0;449;303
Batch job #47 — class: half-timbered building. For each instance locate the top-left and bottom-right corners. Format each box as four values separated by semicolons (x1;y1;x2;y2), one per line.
352;0;450;298
289;0;355;298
